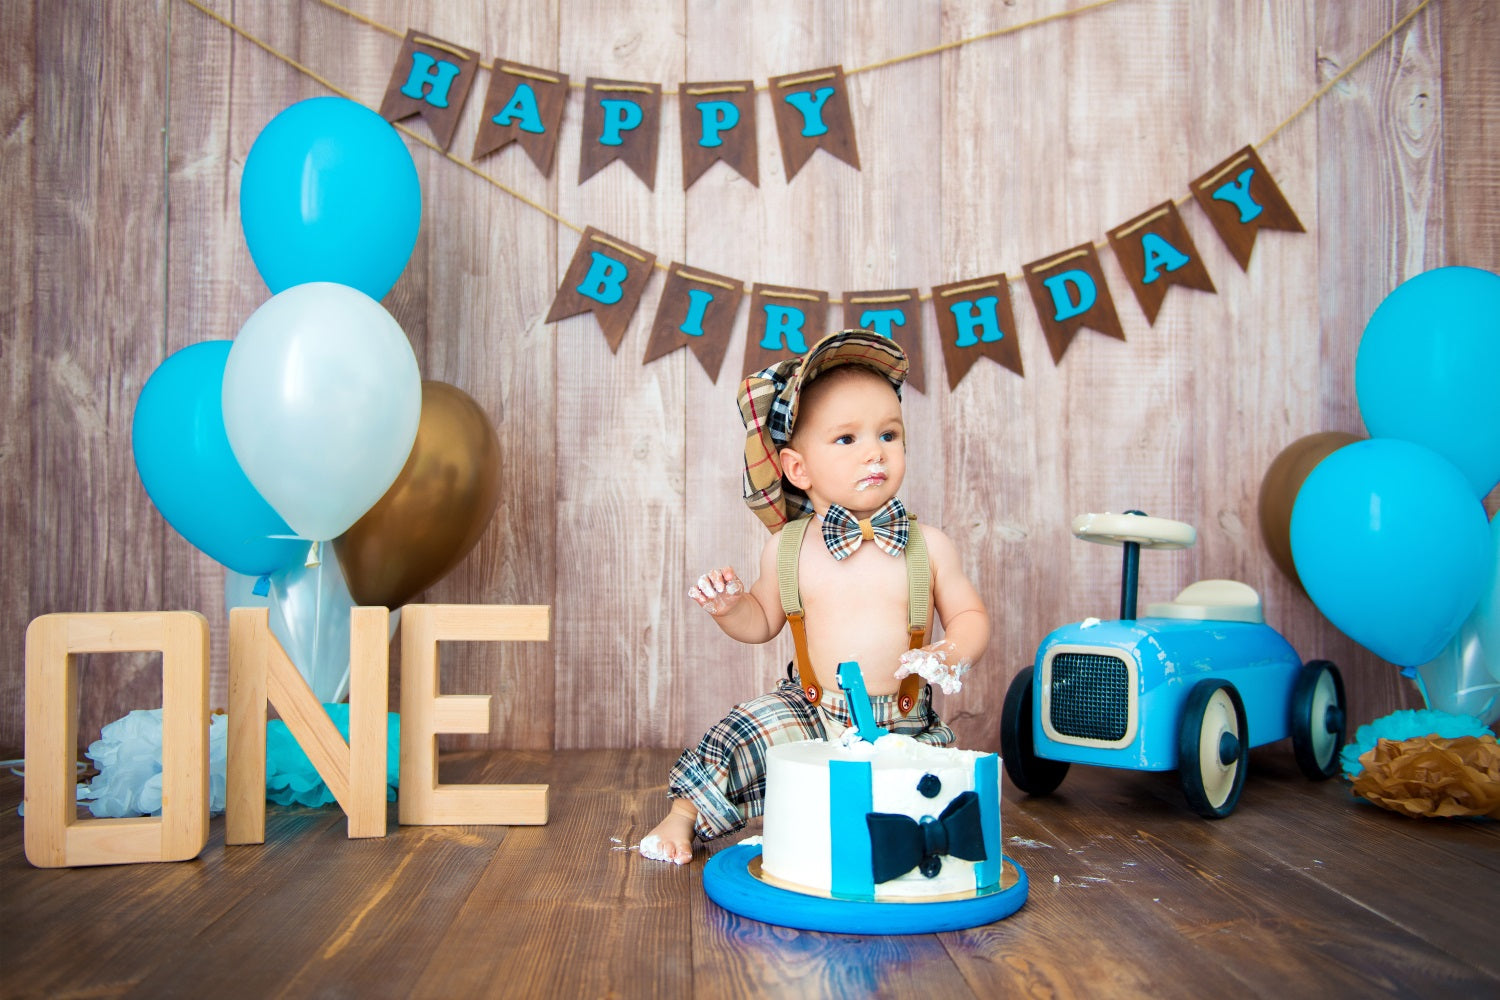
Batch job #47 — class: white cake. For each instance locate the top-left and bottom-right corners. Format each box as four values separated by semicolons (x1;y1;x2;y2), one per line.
760;733;1003;901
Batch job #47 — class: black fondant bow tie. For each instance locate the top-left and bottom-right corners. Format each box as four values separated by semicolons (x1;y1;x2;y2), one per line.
865;790;987;883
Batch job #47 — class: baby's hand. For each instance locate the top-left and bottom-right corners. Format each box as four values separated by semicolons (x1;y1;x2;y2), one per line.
895;640;971;695
688;567;745;617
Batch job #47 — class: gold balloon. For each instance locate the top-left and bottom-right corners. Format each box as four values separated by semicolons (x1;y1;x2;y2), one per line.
334;381;502;608
1258;431;1361;593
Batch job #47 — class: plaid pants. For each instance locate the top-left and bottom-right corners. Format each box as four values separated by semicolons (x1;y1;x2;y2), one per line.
666;666;955;841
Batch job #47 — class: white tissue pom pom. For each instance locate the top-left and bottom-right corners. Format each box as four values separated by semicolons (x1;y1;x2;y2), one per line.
75;709;229;817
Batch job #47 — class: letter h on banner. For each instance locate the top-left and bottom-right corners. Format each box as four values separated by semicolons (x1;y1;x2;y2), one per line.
379;29;480;151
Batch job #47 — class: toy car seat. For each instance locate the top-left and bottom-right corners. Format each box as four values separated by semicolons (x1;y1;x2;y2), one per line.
1145;580;1264;624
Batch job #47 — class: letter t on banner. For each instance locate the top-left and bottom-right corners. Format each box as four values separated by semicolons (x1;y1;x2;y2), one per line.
472;61;570;175
1022;243;1126;365
1190;146;1305;271
932;273;1024;389
546;227;658;352
843;289;925;394
768;66;860;181
379;30;480;151
579;78;663;189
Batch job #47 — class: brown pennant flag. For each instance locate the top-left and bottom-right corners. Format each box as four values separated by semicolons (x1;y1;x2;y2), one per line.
579;78;663;189
545;227;658;352
472;61;570;175
378;30;480;151
932;274;1023;389
768;66;860;181
1107;201;1217;325
843;290;926;394
1022;244;1126;365
644;263;745;381
1190;146;1305;271
679;81;758;189
743;284;830;376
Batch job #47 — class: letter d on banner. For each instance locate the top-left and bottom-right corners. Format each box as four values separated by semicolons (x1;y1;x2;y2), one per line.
546;228;658;352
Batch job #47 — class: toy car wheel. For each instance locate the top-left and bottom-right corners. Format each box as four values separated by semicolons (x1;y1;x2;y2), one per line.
1291;660;1347;780
1000;666;1070;796
1178;680;1248;819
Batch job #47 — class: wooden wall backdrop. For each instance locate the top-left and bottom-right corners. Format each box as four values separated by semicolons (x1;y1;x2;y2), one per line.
2;0;1497;756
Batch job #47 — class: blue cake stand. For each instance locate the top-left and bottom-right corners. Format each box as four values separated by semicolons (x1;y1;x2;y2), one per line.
703;842;1028;935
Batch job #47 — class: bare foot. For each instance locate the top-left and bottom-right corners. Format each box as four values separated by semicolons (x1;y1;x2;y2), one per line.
639;800;697;865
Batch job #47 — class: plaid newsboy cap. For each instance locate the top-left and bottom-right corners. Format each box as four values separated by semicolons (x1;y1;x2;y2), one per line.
737;330;908;532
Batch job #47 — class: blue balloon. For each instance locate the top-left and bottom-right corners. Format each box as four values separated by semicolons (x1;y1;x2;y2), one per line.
1291;439;1490;667
132;342;306;576
240;97;421;301
1355;266;1500;496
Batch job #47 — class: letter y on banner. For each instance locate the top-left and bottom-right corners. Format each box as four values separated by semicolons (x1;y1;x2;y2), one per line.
546;228;658;352
1191;146;1304;271
768;65;860;181
580;78;663;189
379;29;480;151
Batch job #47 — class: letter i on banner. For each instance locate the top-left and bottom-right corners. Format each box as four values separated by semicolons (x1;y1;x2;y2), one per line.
1107;201;1217;325
546;227;658;352
932;274;1023;389
472;61;570;175
379;30;480;151
680;81;758;189
744;284;830;375
579;78;663;189
644;263;745;381
768;65;860;181
1022;243;1126;365
843;289;925;394
1190;146;1305;271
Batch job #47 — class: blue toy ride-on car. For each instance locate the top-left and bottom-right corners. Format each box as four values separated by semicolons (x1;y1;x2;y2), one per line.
1001;511;1347;818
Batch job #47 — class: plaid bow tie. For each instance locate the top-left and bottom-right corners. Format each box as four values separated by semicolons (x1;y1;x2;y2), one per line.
822;498;909;560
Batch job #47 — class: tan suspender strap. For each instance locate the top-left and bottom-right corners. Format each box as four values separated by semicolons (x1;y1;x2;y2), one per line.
778;518;821;703
899;519;931;715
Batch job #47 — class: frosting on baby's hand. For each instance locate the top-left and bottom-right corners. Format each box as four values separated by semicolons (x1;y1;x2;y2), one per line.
895;640;971;695
688;567;744;617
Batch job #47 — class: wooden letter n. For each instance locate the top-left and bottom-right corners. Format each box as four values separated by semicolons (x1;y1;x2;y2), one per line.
226;607;390;843
399;604;550;826
24;612;210;867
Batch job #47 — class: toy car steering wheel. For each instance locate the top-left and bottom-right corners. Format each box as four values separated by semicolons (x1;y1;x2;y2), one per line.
1071;512;1196;549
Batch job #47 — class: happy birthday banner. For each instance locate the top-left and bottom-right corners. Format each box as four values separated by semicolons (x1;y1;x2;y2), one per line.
190;0;1430;390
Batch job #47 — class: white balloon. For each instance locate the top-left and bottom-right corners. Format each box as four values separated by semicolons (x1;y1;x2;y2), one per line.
223;282;421;541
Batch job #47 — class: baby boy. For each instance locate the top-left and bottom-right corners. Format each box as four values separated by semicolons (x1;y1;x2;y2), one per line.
641;330;989;864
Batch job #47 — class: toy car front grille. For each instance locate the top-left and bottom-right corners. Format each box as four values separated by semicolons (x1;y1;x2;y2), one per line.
1048;652;1130;742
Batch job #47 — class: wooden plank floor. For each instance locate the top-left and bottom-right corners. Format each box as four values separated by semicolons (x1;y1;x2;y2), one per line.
2;745;1497;999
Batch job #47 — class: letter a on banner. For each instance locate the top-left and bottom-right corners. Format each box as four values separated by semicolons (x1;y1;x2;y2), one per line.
768;66;860;181
1190;146;1305;271
1108;200;1217;324
579;78;664;189
744;284;830;375
644;263;746;381
1022;244;1126;365
933;274;1023;389
680;80;759;189
546;227;658;352
843;289;925;394
472;61;570;175
379;30;480;151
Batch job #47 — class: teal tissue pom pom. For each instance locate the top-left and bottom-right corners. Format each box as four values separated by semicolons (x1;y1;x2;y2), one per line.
266;704;401;807
1340;708;1493;778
